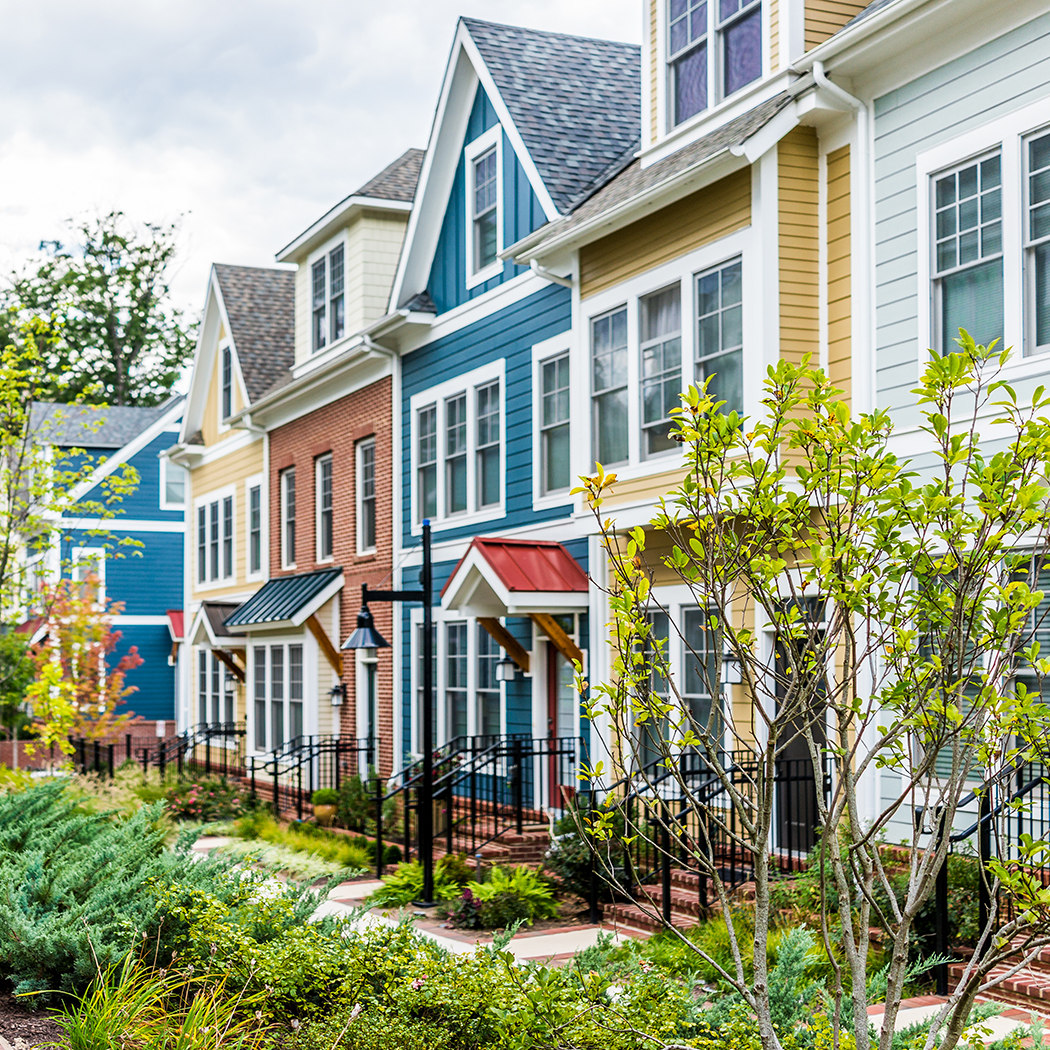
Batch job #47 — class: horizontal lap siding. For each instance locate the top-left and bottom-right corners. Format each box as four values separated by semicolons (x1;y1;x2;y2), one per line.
650;0;658;142
827;145;852;405
579;168;752;299
804;1;868;52
779;126;819;369
115;624;177;722
874;15;1050;418
770;0;779;71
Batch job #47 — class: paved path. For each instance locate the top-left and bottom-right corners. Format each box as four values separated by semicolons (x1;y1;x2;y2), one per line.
868;995;1046;1046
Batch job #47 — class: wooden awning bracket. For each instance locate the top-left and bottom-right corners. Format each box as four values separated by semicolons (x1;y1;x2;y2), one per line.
212;648;246;683
529;612;584;667
307;613;344;676
478;617;530;674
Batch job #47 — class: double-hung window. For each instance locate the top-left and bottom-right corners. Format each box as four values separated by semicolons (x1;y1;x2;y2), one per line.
248;484;261;575
592;307;629;465
1026;131;1050;354
683;607;721;738
161;459;186;508
222;496;233;578
253;647;266;750
316;454;333;561
696;257;743;414
639;611;671;770
209;499;220;580
311;259;326;353
310;244;346;353
328;245;345;345
289;644;304;741
357;438;376;553
197;506;207;584
417;406;437;521
476;380;500;509
477;625;501;738
270;646;285;749
446;622;468;740
221;346;233;419
668;0;762;129
445;394;468;515
197;496;235;584
540;353;570;494
281;468;296;568
640;286;682;457
932;154;1003;354
473;149;498;273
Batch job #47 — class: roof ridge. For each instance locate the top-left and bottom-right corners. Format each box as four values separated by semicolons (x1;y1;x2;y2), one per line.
460;15;639;50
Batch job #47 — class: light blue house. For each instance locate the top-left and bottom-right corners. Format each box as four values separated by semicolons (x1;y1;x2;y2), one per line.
30;398;186;727
363;18;639;774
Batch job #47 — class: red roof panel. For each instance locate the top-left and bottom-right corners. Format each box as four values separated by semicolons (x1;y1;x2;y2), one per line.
166;609;185;640
441;537;588;597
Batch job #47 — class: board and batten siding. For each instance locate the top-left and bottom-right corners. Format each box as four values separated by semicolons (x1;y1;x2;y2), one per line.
804;2;868;53
827;145;852;404
579;168;752;300
873;13;1050;423
779;126;820;369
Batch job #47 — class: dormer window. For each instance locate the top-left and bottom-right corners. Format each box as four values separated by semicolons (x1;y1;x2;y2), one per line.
465;128;502;286
473;150;498;271
668;0;762;128
310;244;347;353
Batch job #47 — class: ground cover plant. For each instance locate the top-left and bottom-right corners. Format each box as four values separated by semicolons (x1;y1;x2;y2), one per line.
442;864;560;929
366;854;474;906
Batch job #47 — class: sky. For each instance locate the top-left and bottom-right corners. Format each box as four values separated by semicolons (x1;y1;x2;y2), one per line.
0;0;639;319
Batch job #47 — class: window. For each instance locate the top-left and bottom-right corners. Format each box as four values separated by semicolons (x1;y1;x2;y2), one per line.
477;625;501;738
161;459;186;508
592;307;629;465
221;345;233;419
446;622;468;740
311;245;347;353
311;259;326;353
316;455;333;561
473;148;498;273
211;655;221;724
209;499;220;580
270;646;285;749
475;380;500;508
289;644;304;741
415;622;437;756
683;607;721;737
222;496;234;579
445;393;467;515
933;154;1003;354
197;497;234;584
1026;131;1050;354
248;484;261;575
197;506;206;584
329;245;345;345
540;353;570;494
639;611;671;769
72;548;103;603
417;405;437;522
198;650;208;726
640;286;682;457
668;0;762;128
696;257;743;414
357;438;376;553
253;647;266;750
281;468;296;567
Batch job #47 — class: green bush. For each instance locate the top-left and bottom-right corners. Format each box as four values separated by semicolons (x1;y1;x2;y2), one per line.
337;774;374;831
544;803;628;902
366;856;471;906
165;776;251;821
232;813;371;872
311;787;339;806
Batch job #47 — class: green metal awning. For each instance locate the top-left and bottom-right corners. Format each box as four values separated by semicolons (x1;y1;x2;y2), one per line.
224;568;343;631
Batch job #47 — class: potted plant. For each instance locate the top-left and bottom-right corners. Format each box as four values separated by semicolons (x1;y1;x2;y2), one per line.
311;788;339;826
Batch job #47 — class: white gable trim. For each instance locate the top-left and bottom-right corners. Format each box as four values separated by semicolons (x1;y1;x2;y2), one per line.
180;267;228;440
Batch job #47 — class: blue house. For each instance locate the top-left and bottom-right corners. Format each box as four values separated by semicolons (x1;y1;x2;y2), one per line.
364;18;639;780
30;398;186;728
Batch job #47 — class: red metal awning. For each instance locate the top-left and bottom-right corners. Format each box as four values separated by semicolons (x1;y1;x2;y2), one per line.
166;609;184;641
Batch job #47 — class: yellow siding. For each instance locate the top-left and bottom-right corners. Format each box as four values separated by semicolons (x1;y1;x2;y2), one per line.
770;0;780;71
779;127;819;369
826;146;851;405
188;438;264;601
200;333;246;446
804;1;867;51
579;168;752;299
649;0;659;142
604;466;689;509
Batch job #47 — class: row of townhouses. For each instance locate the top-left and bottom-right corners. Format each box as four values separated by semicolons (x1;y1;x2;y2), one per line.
70;0;1050;846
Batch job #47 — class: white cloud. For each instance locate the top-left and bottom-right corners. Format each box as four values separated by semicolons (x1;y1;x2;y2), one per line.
0;0;638;315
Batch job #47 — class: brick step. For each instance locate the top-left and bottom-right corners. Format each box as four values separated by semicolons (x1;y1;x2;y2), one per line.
949;961;1050;1006
637;883;707;917
604;902;699;933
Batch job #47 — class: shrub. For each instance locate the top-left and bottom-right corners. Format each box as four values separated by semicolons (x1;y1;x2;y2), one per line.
366;856;470;906
311;787;339;806
165;776;250;821
232;813;371;873
337;774;374;831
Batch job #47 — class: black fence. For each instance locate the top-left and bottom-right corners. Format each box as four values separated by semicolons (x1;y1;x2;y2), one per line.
138;722;247;780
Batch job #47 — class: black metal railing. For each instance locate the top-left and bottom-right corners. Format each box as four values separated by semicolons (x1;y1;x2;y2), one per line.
138;722;247;780
69;737;116;777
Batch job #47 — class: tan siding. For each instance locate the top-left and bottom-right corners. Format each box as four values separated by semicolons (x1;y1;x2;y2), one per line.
779;127;819;369
604;466;689;508
649;0;659;142
770;0;780;71
826;145;851;405
579;168;752;299
804;1;867;51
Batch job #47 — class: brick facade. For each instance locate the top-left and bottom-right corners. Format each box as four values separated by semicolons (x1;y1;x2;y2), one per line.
268;376;394;775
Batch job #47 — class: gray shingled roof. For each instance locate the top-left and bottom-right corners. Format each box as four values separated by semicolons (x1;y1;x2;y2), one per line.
224;568;343;628
462;18;640;214
30;396;182;448
213;264;295;404
843;0;900;30
353;148;425;202
203;602;242;640
536;92;794;241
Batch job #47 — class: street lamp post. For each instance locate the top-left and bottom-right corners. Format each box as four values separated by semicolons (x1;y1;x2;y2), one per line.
342;519;435;905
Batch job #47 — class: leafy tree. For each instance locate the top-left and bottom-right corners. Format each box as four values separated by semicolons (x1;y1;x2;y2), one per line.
578;333;1050;1050
0;631;35;741
3;211;196;406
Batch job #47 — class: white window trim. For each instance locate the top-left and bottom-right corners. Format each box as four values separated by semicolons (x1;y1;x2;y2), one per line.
247;636;317;754
159;455;187;511
306;231;351;357
464;125;504;290
579;227;754;485
356;437;377;555
315;453;335;564
193;485;237;590
244;473;265;582
280;467;297;570
531;333;574;510
409;357;506;536
71;546;106;605
913;98;1050;382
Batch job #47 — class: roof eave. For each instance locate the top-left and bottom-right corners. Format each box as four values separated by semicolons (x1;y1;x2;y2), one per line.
276;196;413;263
791;0;925;70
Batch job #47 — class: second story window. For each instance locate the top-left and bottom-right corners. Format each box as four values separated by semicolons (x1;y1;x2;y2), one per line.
473;149;498;272
417;405;437;521
329;245;345;344
281;468;296;568
476;380;500;509
592;307;629;466
221;345;233;419
719;0;762;97
669;0;708;125
316;454;333;561
161;459;186;508
696;257;744;415
1026;132;1050;354
312;259;326;353
640;285;682;457
197;506;206;584
540;353;570;494
445;393;467;515
933;154;1002;355
357;438;376;553
222;496;234;578
248;484;261;575
209;499;220;580
197;495;234;584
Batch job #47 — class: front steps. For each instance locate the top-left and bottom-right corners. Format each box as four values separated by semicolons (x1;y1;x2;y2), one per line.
951;942;1050;1015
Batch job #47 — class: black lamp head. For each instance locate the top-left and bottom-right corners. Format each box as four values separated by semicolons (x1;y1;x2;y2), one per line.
341;603;390;650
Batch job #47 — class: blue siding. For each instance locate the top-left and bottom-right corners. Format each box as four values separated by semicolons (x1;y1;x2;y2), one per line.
116;624;176;721
76;430;184;522
427;84;548;315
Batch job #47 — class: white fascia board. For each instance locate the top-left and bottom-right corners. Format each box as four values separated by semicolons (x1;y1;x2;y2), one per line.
180;267;227;441
188;603;246;648
276;197;412;264
441;548;588;617
290;574;345;628
66;397;185;504
730;100;804;163
791;0;932;70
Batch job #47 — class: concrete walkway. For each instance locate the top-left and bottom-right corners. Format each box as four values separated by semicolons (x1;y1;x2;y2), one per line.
868;995;1046;1046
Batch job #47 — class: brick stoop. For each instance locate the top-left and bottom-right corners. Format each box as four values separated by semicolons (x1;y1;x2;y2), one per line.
949;943;1050;1015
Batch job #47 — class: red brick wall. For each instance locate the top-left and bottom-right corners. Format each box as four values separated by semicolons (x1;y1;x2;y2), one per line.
269;376;394;774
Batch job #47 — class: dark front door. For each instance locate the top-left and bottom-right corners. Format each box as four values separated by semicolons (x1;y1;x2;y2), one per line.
774;630;826;857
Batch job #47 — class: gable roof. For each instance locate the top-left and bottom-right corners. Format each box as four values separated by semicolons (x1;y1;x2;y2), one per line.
212;264;295;402
353;148;425;202
31;398;182;448
462;18;640;213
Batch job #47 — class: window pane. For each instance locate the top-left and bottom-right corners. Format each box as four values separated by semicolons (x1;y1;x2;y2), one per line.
674;43;707;125
446;623;468;740
359;441;376;550
319;457;333;560
283;470;296;565
475;211;498;271
209;501;219;580
544;422;570;493
696;258;745;415
197;506;206;583
941;257;1003;352
198;650;208;726
249;485;261;574
723;6;762;96
703;348;743;413
1036;243;1050;348
329;245;345;343
164;462;186;505
253;646;266;750
595;389;629;464
222;496;233;578
477;626;501;738
311;259;326;352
